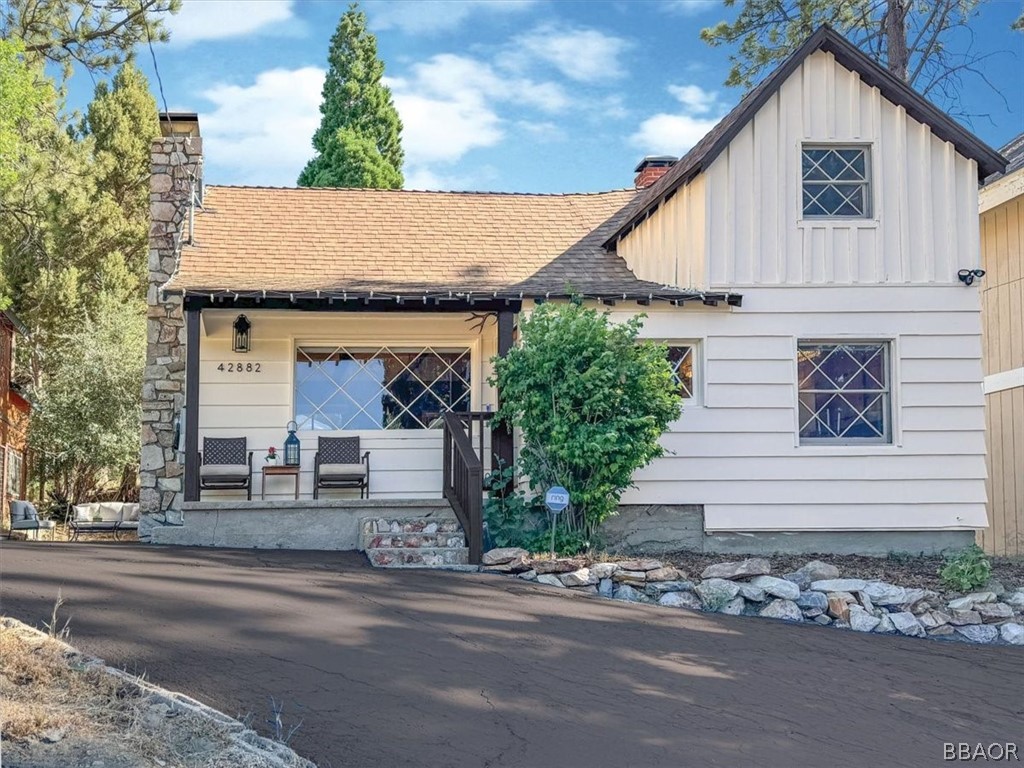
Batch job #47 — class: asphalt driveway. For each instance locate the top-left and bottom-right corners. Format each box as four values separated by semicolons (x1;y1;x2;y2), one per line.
1;543;1021;767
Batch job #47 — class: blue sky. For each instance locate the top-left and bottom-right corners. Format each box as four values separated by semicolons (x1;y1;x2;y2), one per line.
66;0;1024;192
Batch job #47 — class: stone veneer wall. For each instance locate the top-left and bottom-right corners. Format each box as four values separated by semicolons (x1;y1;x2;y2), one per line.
140;135;202;525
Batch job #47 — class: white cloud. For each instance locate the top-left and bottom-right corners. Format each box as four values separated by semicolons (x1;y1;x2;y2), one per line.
661;0;720;16
667;84;718;114
369;0;536;35
387;53;570;185
505;24;631;83
165;0;296;45
630;82;725;155
199;67;325;185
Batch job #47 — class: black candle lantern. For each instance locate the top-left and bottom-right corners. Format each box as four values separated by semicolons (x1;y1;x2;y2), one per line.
284;420;301;466
232;314;251;353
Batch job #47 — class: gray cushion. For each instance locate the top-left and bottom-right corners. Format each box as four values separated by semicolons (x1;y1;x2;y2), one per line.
200;464;250;481
120;503;140;522
12;519;54;530
318;463;367;480
117;521;139;529
72;520;117;529
10;501;38;522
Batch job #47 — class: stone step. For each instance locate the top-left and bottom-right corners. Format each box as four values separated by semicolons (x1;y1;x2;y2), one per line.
362;532;467;550
360;517;462;536
366;547;470;568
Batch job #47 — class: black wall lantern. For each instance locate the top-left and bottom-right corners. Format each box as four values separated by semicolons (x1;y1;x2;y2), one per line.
232;314;251;353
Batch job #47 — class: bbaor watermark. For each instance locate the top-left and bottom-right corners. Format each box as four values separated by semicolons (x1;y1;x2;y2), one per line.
944;744;1020;762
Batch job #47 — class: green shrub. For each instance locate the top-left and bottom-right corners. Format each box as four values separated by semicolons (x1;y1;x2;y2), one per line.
491;300;681;542
939;545;992;592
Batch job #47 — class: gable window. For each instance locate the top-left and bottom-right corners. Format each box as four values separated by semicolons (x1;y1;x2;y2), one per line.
798;341;891;444
802;146;870;218
666;344;696;400
294;345;471;430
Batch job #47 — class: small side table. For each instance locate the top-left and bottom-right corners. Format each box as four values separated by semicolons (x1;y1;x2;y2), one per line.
262;465;300;500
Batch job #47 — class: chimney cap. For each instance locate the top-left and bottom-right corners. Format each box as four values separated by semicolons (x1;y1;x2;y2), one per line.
159;112;200;138
634;155;677;172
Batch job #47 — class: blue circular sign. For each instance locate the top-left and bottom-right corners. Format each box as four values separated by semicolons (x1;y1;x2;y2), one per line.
544;486;570;514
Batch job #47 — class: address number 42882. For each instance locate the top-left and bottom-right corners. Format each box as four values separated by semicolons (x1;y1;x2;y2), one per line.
216;362;261;373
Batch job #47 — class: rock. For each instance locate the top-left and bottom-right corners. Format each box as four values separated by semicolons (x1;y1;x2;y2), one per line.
898;588;936;612
482;547;529;566
612;569;649;583
598;578;614;597
589;562;619;580
809;578;867;593
782;571;811;590
795;591;829;612
860;581;907;606
827;593;852;622
948;591;997;610
573;585;599;595
40;727;65;744
694;578;741;609
918;610;951;629
517;570;538;581
928;625;956;638
617;558;663;572
659;591;703;610
536;574;566;588
948;609;982;626
700;558;770;580
848;606;881;633
874;614;896;634
613;584;648;602
813;614;832;625
999;623;1024;645
983;580;1007;598
955;624;999;644
644;580;696;597
736;583;766;602
481;556;529;573
856;592;875;613
797;560;840;582
748;575;800;600
758;599;803;622
559;568;596;587
533;559;579;575
976;602;1014;623
646;566;683;582
889;611;926;638
720;597;746;615
1004;591;1024;609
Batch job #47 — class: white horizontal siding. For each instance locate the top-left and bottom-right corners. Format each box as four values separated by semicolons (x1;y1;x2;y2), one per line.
611;288;988;531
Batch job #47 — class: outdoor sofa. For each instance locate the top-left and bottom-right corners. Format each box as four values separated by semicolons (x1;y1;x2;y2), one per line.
7;500;56;540
70;501;140;541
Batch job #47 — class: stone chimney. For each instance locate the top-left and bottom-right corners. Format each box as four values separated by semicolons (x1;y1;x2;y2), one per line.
140;113;202;528
634;156;677;189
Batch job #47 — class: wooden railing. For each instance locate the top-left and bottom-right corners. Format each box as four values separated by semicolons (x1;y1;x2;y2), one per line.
442;412;484;564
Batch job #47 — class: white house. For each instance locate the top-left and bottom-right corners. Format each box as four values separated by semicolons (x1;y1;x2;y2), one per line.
140;27;1006;560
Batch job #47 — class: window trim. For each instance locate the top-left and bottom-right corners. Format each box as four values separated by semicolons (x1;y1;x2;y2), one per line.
795;338;894;446
800;143;873;220
648;339;701;406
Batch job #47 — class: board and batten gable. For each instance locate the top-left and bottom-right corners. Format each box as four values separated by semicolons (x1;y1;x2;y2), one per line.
612;48;988;535
619;50;981;288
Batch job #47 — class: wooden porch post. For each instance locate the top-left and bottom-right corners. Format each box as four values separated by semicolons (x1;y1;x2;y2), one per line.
492;309;515;476
184;307;201;502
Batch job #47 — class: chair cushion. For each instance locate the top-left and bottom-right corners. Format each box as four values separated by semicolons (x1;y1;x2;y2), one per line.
120;503;140;522
96;502;123;522
117;520;139;529
200;464;250;481
319;463;367;480
10;501;38;522
12;519;54;530
74;503;98;522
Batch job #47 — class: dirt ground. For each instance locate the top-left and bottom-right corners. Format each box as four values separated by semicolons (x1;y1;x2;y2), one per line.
2;543;1022;768
658;551;1024;593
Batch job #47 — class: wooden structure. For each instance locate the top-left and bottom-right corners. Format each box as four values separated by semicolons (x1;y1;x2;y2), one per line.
0;311;30;529
979;133;1024;556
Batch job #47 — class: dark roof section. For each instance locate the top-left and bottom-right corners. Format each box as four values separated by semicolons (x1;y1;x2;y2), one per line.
984;132;1024;185
606;25;1008;249
0;310;28;336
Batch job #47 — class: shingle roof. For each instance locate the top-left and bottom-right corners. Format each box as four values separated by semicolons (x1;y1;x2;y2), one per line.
165;185;698;299
606;25;1008;247
984;133;1024;184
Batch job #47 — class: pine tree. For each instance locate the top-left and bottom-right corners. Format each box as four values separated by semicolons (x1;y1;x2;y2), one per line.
298;3;403;189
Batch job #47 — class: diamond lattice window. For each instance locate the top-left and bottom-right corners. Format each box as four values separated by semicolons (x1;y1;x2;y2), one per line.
802;146;870;218
294;346;471;430
666;345;695;399
798;341;891;444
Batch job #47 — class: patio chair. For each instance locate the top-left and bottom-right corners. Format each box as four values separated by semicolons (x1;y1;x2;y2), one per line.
313;436;370;499
199;437;253;500
7;500;56;540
